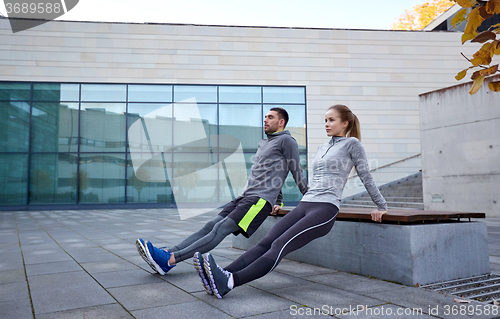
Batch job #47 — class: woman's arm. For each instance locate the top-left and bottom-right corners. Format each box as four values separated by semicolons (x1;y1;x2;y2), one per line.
350;139;388;213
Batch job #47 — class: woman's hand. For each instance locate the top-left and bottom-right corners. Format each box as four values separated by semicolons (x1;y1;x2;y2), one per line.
370;210;387;222
270;205;281;215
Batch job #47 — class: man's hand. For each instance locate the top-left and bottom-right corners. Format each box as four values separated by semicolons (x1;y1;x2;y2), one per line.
370;210;387;223
270;205;281;215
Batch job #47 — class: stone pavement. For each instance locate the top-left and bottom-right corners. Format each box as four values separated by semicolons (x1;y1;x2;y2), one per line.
1;209;500;319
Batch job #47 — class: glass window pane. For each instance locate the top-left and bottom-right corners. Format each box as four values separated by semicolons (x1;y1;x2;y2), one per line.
263;87;305;104
29;153;77;204
282;153;308;203
128;85;172;102
0;101;30;152
80;103;126;152
33;83;79;101
81;84;126;102
127;153;172;203
127;103;173;153
173;103;217;152
219;104;261;153
219;86;261;103
31;103;79;152
174;85;217;103
0;154;28;205
218;152;251;203
266;104;307;151
78;153;126;203
171;153;218;203
0;82;31;101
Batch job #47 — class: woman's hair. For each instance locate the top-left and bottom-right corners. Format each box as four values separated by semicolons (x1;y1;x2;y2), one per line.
328;104;361;141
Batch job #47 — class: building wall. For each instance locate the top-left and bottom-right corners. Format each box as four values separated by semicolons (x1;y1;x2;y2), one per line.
419;75;500;217
0;18;478;197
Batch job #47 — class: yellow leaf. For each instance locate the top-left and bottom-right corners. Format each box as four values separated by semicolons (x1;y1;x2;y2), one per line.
494;41;500;55
488;81;500;92
455;68;468;80
490;23;500;30
462;32;477;44
455;0;477;8
471;47;493;65
463;8;484;43
451;8;468;29
486;0;500;15
479;64;499;76
471;70;482;80
469;75;485;94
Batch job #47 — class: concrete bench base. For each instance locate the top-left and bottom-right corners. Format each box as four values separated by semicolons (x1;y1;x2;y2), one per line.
232;217;490;286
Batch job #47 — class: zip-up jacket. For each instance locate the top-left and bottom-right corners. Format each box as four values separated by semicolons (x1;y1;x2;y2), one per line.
302;136;387;210
242;130;308;206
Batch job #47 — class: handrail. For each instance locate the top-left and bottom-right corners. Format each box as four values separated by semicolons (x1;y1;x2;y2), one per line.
348;153;421;179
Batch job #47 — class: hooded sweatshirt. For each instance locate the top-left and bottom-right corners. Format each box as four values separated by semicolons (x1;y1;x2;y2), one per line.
301;136;387;211
242;130;308;206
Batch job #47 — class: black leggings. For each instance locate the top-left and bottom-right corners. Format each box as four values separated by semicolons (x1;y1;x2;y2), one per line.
225;201;338;287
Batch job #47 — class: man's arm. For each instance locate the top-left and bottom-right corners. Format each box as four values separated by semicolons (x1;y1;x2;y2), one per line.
282;136;308;195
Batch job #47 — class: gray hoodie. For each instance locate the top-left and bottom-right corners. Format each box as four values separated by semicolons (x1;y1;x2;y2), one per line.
242;130;308;206
302;136;387;211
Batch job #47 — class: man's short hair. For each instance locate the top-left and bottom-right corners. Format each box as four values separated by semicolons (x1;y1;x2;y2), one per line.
270;107;289;128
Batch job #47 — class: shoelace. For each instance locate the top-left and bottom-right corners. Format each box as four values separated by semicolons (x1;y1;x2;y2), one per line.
217;264;231;278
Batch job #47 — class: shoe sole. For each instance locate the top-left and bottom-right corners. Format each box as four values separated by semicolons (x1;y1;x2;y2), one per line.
136;239;166;275
203;254;224;299
193;252;213;295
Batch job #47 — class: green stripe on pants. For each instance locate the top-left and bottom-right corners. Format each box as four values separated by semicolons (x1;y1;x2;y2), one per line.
238;198;267;233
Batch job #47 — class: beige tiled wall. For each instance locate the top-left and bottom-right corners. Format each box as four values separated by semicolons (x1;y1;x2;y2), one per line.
0;18;477;196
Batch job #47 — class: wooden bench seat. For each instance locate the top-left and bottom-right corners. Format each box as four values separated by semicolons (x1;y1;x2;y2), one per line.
277;206;485;224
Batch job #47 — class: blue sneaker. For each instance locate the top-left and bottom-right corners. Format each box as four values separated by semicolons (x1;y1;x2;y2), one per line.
136;238;175;275
193;252;213;295
203;253;232;298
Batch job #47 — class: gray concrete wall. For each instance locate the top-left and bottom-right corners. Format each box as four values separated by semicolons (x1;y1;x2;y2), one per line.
0;18;479;198
419;75;500;217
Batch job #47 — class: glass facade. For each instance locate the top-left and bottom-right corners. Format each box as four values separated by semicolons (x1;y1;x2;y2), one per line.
0;82;307;209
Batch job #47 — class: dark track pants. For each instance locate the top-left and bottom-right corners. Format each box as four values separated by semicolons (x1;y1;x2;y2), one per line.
224;201;338;287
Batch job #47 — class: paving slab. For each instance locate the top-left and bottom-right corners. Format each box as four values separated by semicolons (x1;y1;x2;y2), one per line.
0;297;33;319
131;300;233;319
91;268;165;288
4;210;500;319
108;281;197;311
269;282;383;312
193;285;293;318
35;303;133;319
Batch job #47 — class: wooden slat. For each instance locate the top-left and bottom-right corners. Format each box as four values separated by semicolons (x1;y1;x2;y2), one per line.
277;206;485;222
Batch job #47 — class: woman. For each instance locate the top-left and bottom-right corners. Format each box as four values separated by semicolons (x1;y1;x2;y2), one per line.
194;104;388;298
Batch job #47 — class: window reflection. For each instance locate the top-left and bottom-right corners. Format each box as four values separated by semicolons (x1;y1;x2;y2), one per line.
0;82;307;207
0;154;28;205
81;84;126;102
78;153;126;204
219;104;261;153
31;103;79;152
263;86;305;104
0;101;30;152
128;85;172;102
80;103;126;152
29;153;78;204
33;83;79;101
174;85;217;103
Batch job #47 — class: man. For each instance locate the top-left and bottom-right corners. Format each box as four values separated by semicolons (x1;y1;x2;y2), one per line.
136;107;308;287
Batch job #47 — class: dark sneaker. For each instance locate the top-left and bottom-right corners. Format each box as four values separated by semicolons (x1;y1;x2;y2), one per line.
203;253;232;298
193;252;213;295
136;238;175;275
